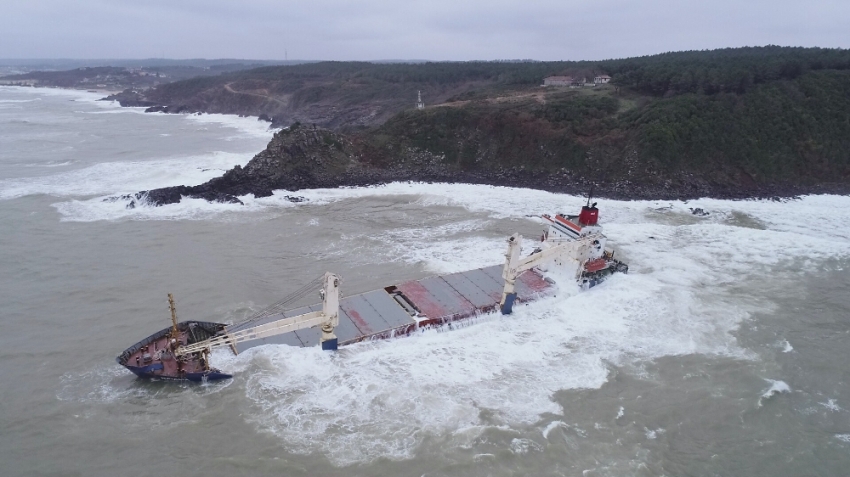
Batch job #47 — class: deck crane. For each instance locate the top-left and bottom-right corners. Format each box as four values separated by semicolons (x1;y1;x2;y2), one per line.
499;193;627;314
499;232;604;314
174;272;341;358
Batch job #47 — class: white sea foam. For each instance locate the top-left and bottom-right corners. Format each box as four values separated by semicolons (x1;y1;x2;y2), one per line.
1;151;252;201
836;434;850;443
77;107;148;115
758;379;792;407
195;185;850;466
223;216;825;464
51;183;850;264
820;399;842;412
542;420;567;439
781;340;794;353
1;86;109;104
16;160;75;168
370;220;506;273
0;97;42;103
48;182;850;463
510;438;544;454
75;107;276;140
185;112;277;139
33;176;850;464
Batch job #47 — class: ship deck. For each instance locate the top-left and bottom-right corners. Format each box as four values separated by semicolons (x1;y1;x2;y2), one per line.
230;265;554;353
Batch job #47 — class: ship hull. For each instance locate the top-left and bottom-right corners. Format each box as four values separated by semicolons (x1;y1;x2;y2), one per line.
123;364;232;382
116;320;231;382
119;264;624;382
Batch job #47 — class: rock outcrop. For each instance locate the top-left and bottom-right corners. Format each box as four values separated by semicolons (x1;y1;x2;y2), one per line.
136;122;846;208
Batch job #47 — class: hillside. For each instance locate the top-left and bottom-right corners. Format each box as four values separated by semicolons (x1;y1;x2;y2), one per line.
0;62;298;91
130;47;850;203
107;60;605;128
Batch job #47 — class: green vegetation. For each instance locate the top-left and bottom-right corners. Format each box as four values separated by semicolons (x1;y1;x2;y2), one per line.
369;68;850;188
626;70;850;179
138;46;850;191
147;46;850;105
605;46;850;95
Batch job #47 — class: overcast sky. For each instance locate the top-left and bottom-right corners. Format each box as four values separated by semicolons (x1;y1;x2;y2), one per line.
1;0;848;61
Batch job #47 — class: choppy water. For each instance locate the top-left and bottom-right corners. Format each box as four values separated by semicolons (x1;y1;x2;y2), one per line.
1;86;849;477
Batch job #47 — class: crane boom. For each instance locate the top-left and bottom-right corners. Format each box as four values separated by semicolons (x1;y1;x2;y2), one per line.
174;272;341;357
499;233;602;314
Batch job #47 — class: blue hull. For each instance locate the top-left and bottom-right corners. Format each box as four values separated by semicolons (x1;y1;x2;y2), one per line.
124;364;232;382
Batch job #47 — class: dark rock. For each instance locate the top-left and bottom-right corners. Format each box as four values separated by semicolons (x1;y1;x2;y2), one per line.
135;124;850;207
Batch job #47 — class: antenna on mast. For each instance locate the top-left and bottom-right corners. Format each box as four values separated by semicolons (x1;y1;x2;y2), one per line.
586;184;595;207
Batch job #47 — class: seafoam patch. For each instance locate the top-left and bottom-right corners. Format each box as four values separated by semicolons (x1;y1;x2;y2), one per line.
213;185;850;466
758;379;792;407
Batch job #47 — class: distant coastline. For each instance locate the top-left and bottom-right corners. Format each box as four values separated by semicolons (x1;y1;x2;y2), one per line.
7;47;850;203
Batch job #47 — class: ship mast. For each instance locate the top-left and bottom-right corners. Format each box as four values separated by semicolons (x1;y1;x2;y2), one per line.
167;293;179;340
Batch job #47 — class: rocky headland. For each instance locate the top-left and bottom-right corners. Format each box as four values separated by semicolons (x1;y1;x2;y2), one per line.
134;120;849;208
114;47;850;204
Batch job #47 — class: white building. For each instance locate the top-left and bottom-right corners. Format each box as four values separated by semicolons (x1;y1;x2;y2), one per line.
593;75;612;84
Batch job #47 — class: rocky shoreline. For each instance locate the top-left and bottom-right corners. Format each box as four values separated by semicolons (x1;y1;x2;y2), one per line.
128;123;849;208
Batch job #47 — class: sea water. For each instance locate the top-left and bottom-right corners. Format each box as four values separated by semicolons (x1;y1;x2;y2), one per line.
1;86;849;477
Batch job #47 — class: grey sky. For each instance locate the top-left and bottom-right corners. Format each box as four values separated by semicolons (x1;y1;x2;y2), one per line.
1;0;848;60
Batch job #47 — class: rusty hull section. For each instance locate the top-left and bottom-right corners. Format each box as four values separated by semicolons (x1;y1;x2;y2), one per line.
232;265;554;353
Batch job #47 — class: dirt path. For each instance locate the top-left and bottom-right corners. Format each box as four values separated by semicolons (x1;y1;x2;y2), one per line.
433;89;549;108
224;83;287;105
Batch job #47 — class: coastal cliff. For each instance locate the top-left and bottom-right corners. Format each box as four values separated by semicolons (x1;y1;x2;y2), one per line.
129;47;850;204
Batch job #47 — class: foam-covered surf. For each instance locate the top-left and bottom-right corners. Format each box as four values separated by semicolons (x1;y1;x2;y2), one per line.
183;186;847;465
1;85;275;207
1;151;251;201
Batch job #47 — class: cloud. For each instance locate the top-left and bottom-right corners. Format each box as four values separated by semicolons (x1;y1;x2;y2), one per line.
0;0;848;60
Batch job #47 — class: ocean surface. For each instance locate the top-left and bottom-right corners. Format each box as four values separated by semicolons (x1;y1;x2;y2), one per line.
1;86;849;477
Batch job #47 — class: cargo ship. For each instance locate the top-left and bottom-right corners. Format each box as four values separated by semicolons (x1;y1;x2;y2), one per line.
116;198;628;381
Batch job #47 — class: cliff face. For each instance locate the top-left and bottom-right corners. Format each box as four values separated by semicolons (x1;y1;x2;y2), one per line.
140;123;475;205
139;114;847;208
130;50;850;205
142;125;358;205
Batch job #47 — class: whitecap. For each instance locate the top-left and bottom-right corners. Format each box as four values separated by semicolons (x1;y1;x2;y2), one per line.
542;420;567;439
1;151;253;201
758;379;791;407
510;438;544;454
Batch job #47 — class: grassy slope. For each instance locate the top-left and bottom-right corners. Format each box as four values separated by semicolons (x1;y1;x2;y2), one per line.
366;71;850;189
140;47;850;192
